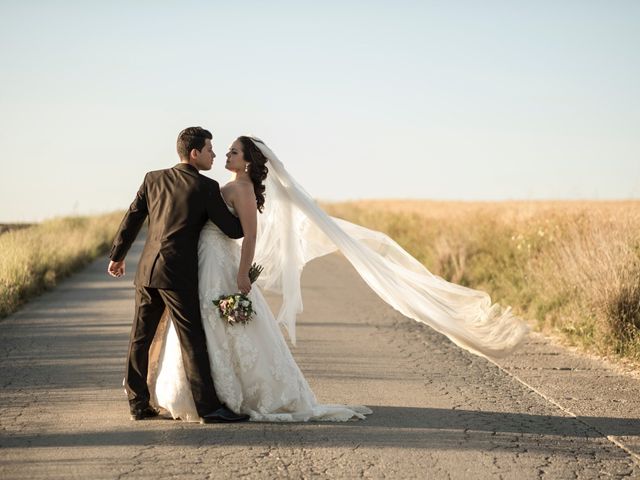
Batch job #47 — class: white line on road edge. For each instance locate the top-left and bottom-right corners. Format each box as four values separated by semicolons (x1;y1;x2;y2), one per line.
487;358;640;465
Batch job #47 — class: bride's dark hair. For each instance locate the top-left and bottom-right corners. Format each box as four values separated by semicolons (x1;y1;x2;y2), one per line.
237;136;269;213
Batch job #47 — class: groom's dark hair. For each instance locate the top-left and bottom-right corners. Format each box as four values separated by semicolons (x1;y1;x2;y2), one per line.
177;127;213;160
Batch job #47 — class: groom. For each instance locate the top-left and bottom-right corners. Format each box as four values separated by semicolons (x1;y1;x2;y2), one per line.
107;126;250;423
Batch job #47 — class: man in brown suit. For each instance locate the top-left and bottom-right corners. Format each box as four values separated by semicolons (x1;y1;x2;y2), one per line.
108;126;249;423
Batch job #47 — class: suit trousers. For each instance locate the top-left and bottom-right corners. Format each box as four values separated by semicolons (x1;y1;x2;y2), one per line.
125;285;222;416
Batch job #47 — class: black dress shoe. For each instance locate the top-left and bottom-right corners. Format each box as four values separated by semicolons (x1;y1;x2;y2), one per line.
130;405;160;421
200;406;250;424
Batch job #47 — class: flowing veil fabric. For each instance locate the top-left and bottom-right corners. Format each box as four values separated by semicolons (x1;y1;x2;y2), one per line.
249;137;529;359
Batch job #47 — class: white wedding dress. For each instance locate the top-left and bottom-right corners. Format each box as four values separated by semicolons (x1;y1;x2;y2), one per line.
148;206;372;422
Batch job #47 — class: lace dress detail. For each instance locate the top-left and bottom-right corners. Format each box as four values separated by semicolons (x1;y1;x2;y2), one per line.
150;215;372;422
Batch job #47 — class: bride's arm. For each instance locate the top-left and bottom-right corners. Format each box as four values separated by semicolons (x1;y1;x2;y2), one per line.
228;183;258;294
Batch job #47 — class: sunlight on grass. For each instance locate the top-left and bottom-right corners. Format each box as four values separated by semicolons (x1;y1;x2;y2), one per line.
0;212;124;318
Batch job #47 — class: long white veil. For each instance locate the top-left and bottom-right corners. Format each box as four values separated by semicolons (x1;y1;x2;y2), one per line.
249;137;529;359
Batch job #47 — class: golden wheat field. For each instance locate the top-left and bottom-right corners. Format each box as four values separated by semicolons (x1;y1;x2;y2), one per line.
324;200;640;366
0;212;124;318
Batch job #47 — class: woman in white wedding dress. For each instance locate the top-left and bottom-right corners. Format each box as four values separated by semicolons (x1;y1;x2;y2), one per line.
149;136;373;422
148;135;529;423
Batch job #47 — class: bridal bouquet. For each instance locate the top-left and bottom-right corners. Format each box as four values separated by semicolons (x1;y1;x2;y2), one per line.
213;263;264;326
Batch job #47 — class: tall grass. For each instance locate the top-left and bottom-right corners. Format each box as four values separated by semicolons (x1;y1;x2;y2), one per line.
0;212;124;318
324;200;640;365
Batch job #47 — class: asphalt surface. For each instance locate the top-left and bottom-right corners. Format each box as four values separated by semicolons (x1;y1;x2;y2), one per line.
1;238;640;479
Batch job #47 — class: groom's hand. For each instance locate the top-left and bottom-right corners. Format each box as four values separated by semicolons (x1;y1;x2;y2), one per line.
108;260;126;278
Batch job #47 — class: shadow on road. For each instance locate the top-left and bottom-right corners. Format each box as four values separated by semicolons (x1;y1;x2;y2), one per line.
2;405;637;453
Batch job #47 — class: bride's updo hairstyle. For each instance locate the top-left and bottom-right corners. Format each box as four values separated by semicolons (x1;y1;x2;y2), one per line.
237;136;269;213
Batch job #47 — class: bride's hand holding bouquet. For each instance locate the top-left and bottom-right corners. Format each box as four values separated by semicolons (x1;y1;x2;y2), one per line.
213;263;263;326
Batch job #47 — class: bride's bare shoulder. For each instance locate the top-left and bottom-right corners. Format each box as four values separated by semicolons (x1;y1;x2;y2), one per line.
221;180;254;203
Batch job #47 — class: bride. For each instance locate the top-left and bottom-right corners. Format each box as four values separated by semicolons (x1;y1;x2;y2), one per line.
148;136;528;422
148;136;372;422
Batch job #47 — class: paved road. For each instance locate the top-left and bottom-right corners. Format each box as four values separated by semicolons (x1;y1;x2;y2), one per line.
1;239;640;479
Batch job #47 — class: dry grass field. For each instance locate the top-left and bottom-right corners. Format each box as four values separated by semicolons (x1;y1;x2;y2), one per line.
0;212;124;318
324;200;640;366
3;202;639;367
0;224;33;235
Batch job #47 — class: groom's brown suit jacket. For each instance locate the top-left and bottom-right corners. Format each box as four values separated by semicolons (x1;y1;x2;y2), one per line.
109;163;243;289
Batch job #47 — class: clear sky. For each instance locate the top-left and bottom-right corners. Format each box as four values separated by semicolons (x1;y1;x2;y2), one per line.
1;1;639;222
